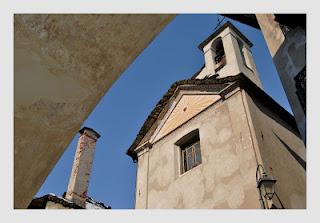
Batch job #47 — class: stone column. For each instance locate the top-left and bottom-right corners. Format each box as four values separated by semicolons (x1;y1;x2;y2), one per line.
65;127;100;208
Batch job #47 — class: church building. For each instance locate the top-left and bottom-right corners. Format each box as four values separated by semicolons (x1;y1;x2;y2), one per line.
127;22;306;209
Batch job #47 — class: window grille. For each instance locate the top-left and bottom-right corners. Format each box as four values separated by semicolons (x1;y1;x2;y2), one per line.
181;141;201;173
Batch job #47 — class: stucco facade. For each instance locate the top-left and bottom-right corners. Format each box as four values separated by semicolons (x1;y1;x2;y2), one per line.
135;89;261;208
129;22;306;209
134;86;305;209
244;91;306;208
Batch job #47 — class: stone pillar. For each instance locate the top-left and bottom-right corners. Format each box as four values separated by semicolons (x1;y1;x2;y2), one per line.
255;14;306;143
65;127;100;208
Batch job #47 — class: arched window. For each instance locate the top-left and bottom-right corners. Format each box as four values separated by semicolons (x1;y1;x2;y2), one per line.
211;38;226;71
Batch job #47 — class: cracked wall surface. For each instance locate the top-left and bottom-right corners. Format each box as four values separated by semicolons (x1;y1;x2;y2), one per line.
14;14;175;208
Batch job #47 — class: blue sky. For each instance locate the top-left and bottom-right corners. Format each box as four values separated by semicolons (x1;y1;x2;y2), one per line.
35;14;291;209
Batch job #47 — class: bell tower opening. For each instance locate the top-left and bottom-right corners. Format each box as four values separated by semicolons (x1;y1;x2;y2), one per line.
196;21;263;88
211;37;226;72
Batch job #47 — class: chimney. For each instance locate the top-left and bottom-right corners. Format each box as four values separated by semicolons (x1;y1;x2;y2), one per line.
65;127;101;208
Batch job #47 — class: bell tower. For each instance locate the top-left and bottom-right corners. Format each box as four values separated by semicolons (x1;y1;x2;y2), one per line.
195;21;262;88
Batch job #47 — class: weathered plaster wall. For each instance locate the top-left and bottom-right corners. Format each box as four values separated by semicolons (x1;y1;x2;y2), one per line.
136;90;261;208
14;14;175;208
256;14;306;143
135;148;149;209
244;91;306;208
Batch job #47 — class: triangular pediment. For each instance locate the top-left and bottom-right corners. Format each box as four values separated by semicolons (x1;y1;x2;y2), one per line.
151;93;221;143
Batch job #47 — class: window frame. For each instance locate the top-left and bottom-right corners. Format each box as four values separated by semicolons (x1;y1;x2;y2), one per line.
180;141;202;174
175;129;202;175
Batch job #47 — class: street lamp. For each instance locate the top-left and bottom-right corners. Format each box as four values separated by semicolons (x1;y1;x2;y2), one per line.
256;164;277;208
